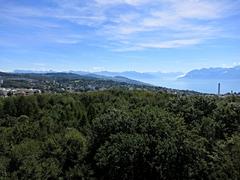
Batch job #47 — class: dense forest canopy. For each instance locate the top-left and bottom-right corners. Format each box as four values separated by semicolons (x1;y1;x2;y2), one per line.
0;89;239;179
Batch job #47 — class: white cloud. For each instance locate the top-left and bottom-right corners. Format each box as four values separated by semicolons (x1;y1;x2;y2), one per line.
114;38;202;51
233;62;240;66
172;0;224;19
95;0;150;6
138;39;202;49
1;0;239;50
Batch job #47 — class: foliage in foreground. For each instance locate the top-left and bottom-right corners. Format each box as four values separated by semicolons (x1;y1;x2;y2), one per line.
0;90;239;179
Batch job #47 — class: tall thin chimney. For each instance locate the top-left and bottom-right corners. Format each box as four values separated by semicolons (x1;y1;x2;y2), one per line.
218;83;221;95
0;76;3;87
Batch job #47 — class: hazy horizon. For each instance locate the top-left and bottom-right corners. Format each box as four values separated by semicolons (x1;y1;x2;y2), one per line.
2;65;239;94
1;64;240;74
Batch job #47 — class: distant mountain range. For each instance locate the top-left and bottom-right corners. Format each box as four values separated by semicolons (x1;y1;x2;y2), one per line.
1;71;201;95
13;70;183;83
180;66;240;80
6;66;240;93
12;65;240;84
13;70;57;74
9;71;149;86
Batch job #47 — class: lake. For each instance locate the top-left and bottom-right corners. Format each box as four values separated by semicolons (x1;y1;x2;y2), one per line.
145;78;240;94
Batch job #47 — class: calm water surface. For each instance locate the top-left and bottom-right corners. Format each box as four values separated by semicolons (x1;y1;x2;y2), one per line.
146;79;240;94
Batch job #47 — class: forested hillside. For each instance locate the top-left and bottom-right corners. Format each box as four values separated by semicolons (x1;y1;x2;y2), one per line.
0;72;199;96
0;90;239;179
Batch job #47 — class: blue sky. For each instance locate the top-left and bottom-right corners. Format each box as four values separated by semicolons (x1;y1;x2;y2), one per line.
0;0;240;73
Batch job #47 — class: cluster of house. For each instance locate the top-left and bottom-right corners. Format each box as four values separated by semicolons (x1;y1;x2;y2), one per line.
0;88;41;97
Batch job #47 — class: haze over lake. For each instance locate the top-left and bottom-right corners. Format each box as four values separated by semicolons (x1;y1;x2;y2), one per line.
12;65;240;94
149;79;239;94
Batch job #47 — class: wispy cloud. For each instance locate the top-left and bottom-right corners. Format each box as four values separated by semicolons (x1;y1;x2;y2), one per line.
0;0;239;50
95;0;150;6
138;39;203;49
